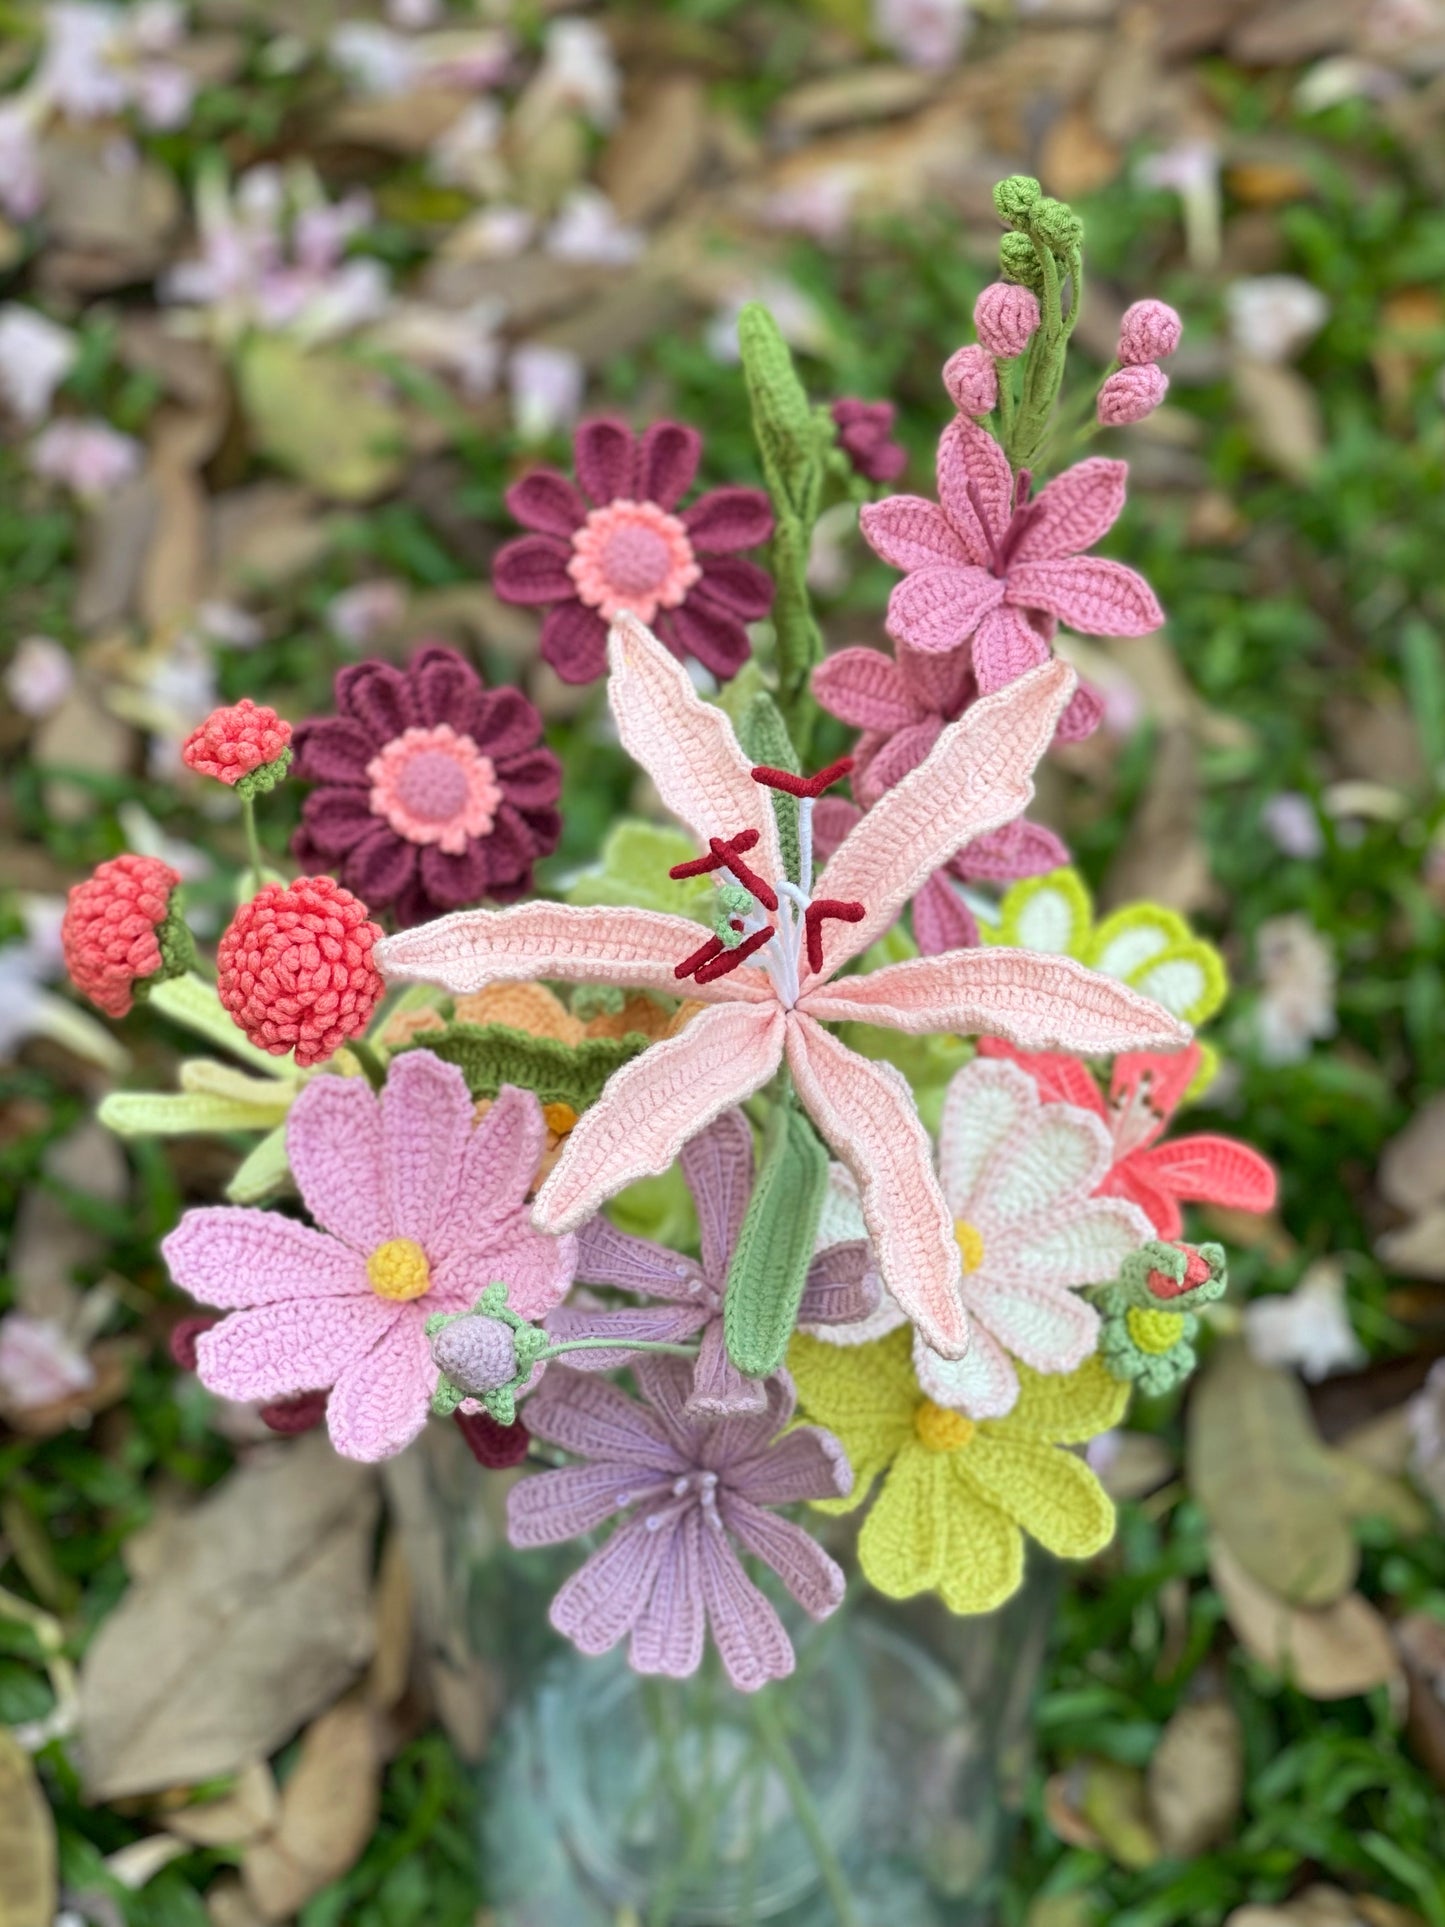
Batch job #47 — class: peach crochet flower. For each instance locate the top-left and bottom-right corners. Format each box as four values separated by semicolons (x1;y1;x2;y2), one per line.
377;614;1189;1360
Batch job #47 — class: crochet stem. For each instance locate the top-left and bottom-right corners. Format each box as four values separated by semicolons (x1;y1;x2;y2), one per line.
346;1037;388;1093
538;1337;701;1362
749;1687;862;1927
240;793;264;895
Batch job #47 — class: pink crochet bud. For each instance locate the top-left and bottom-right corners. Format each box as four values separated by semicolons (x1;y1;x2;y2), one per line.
1118;299;1182;365
432;1315;519;1396
1097;364;1168;427
973;282;1040;360
942;344;998;417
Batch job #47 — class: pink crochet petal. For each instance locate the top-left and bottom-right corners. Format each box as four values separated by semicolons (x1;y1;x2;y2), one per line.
694;555;773;620
411;646;483;732
811;648;920;731
785;1014;967;1360
682;486;774;553
162;1208;369;1309
573;416;637;505
801;949;1191;1056
935;418;1013;561
722;1497;845;1618
886;565;1004;655
325;1308;436;1461
630;1505;706;1678
508;1461;653;1545
335;661;415;744
859;495;975;572
533;1003;786;1235
504;466;588;537
961;1276;1099;1377
639;421;702;510
685;1319;768;1419
936;1057;1038;1216
854;718;943;808
551;1515;674;1656
1109;1044;1201;1127
379;1050;474;1246
914;1324;1018;1420
804;659;1074;973
540;601;609;683
1055;680;1104;742
1011;458;1127;564
1123;1136;1278;1215
681;1107;755;1282
697;1526;795;1692
491;534;575;604
811;795;860;864
440;1085;548;1258
376;902;773;1005
1107;1163;1182;1238
726;1423;852;1506
1007;557;1163;636
971;605;1050;695
898;638;975;715
577;1217;707;1300
658;599;752;680
462;1217;576;1320
195;1295;398;1404
951;817;1068;885
524;1367;689;1470
292;716;373;785
607;613;782;883
912;869;980;955
976;1037;1107;1114
286;1075;390;1252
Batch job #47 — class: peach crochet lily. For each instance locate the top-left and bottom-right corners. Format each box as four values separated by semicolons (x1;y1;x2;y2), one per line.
377;615;1190;1361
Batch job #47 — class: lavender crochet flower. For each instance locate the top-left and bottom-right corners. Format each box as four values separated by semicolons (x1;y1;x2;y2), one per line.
546;1108;879;1418
508;1357;851;1691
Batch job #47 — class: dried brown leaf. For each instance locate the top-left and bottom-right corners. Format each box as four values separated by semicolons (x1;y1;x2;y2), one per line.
32;684;134;824
241;1698;382;1921
75;476;160;632
165;1762;280;1849
771;65;939;135
600;76;709;221
1379;1095;1445;1216
1377;1204;1445;1282
1101;723;1213;916
1146;1700;1243;1855
1211;1540;1402;1699
1232;357;1325;481
1228;0;1361;63
1040;109;1122;199
326;87;471;154
0;1727;56;1927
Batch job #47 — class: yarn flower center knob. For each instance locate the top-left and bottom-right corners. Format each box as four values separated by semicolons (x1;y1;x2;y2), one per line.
367;724;502;854
568;500;701;622
1125;1305;1183;1355
953;1220;985;1273
367;1237;433;1302
913;1400;975;1453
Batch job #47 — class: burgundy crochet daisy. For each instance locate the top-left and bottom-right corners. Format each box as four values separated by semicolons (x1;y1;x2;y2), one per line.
290;644;563;928
491;416;775;684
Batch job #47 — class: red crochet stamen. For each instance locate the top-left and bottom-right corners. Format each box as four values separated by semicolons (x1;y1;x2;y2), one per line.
803;898;866;974
708;837;778;911
675;933;726;980
668;826;760;880
693;924;775;984
750;757;855;800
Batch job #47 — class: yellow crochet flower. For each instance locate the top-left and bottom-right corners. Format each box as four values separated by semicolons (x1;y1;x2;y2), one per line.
788;1328;1128;1615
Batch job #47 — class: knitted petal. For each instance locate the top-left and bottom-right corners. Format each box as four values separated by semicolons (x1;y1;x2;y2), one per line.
630;1506;706;1678
685;1318;768;1418
508;1461;649;1546
801;951;1192;1056
380;1049;474;1246
693;554;773;620
859;495;975;571
935;418;1013;563
1003;1196;1151;1288
325;1309;437;1461
953;818;1068;886
811;648;920;731
473;686;548;762
607;613;782;882
639;421;702;511
534;1004;786;1235
1056;680;1104;742
1123;1135;1278;1215
982;1098;1115;1226
491;747;562;811
410;646;483;732
697;1526;795;1692
1007;557;1163;637
162;1208;368;1310
858;1446;951;1598
957;1432;1114;1558
937;1058;1037;1216
540;601;609;683
886;565;1004;655
550;1515;673;1655
344;825;418;908
491;534;575;605
457;1215;574;1320
682;486;774;553
1009;1355;1128;1444
806;659;1074;972
855;719;943;808
573;417;637;505
1109;1045;1201;1128
937;1485;1022;1614
811;795;859;865
418;841;491;913
976;1038;1105;1114
286;1075;390;1252
544;1302;710;1373
298;789;378;860
725;1423;853;1506
448;1085;548;1246
523;1368;689;1471
912;870;980;956
660;598;752;680
505;466;588;537
195;1295;398;1404
377;901;773;1004
681;1106;755;1282
786;1329;914;1503
960;1275;1099;1378
292;715;375;783
799;1242;879;1327
914;1322;1019;1419
335;661;415;744
723;1497;845;1617
785;1015;966;1359
1012;458;1127;564
971;604;1050;695
577;1216;707;1300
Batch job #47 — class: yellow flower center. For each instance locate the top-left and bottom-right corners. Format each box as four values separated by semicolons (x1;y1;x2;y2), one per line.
366;1237;432;1302
913;1400;976;1453
542;1100;579;1137
1126;1305;1184;1355
953;1220;985;1274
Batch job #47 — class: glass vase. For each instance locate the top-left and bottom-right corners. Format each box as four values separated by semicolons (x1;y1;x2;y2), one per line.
385;1418;1054;1927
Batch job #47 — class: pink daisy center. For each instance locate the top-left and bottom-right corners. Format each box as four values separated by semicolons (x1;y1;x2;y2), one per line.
367;724;503;854
568;499;701;624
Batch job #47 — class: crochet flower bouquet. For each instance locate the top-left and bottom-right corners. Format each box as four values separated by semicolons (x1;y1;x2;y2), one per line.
72;178;1277;1916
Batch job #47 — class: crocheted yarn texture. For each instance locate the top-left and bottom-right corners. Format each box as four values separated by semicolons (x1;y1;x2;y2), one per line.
217;875;384;1067
181;698;292;793
61;853;181;1018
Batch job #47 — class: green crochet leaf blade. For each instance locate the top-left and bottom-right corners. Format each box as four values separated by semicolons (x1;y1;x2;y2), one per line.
226;1123;292;1203
566;819;712;922
396;1021;650;1108
146;972;286;1073
723;1103;829;1380
737;691;801;885
98;1090;288;1136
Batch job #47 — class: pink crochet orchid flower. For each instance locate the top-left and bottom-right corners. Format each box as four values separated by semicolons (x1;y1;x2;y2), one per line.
859;419;1163;687
376;615;1190;1361
162;1051;577;1462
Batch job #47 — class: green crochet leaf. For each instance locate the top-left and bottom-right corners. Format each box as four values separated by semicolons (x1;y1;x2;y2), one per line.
566;819;712;922
724;1103;829;1379
395;1021;650;1108
98;1090;288;1136
147;972;287;1073
226;1123;293;1203
737;690;801;885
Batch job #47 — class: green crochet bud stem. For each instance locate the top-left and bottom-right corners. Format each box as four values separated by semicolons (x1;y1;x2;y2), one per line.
993;174;1042;226
347;1036;388;1093
538;1337;702;1362
240;793;265;895
737;690;801;884
723;1091;830;1379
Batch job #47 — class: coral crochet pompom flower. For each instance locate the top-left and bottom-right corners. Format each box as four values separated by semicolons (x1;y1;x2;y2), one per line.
290;644;562;929
181;699;293;795
217;876;385;1067
62;853;185;1019
492;416;775;684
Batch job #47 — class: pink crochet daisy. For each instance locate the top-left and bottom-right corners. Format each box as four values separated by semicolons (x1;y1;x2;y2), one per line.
492;417;774;683
162;1051;576;1462
508;1358;850;1691
859;420;1163;685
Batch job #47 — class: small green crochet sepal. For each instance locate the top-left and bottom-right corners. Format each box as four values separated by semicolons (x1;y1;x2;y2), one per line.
133;898;197;1005
566;819;712;922
233;745;293;802
427;1283;548;1424
992;174;1085;470
1095;1240;1227;1397
723;1099;829;1379
737;303;832;749
737;689;801;884
395;1020;650;1109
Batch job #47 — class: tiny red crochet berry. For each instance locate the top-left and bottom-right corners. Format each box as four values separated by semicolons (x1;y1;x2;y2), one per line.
61;853;190;1018
181;698;293;796
217;876;384;1067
